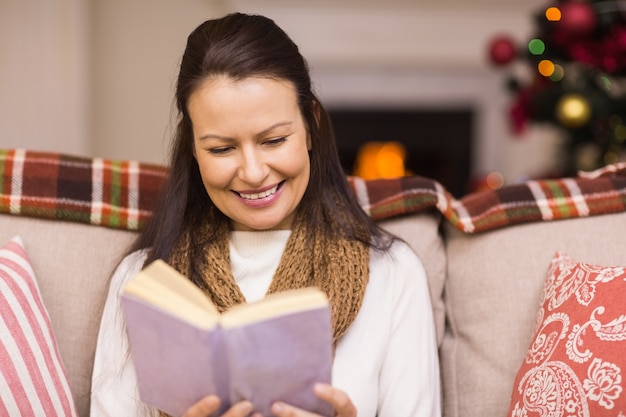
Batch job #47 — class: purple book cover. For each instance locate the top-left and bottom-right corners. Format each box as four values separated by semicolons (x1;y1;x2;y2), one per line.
121;294;230;417
223;306;334;417
122;293;333;417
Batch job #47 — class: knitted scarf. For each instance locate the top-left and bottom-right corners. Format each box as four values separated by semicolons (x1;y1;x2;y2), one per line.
167;209;371;346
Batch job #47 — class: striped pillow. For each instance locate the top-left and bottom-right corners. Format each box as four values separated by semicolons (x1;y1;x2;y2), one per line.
0;236;78;416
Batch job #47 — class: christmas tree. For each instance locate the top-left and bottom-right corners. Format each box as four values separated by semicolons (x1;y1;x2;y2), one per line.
488;0;626;175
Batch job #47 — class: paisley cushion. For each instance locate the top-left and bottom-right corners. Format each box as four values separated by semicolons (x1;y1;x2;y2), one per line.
507;251;626;416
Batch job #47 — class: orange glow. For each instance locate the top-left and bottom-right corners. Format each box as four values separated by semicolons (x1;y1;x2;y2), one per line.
486;172;504;190
538;59;555;77
353;141;408;179
546;7;561;21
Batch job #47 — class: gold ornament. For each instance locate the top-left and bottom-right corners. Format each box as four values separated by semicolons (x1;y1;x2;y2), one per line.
555;94;592;128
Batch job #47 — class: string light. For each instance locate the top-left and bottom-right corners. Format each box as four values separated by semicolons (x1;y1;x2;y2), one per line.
604;150;618;164
528;39;546;55
545;6;561;21
615;125;626;142
538;59;555;77
608;115;622;129
549;64;565;82
486;172;504;190
555;94;592;127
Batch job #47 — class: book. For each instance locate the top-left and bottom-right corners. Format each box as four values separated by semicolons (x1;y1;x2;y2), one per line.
120;259;334;417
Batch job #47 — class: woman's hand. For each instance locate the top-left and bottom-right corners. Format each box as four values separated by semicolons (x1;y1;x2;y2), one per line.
180;383;356;417
181;395;253;417
265;383;357;417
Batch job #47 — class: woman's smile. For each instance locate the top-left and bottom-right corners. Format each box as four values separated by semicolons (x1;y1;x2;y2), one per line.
234;181;285;208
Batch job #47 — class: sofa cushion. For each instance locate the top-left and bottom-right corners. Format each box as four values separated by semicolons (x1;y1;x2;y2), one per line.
0;236;78;416
507;251;626;416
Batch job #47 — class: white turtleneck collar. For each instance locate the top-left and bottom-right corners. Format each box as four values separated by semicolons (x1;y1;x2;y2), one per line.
229;230;291;302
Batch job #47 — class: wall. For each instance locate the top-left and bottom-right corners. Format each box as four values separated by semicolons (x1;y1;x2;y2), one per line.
1;0;559;183
0;0;90;156
90;0;223;165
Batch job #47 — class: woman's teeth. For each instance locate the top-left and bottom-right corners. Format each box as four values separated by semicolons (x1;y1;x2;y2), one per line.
238;184;279;200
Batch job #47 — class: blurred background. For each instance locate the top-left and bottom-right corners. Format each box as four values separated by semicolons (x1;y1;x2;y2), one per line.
2;0;624;196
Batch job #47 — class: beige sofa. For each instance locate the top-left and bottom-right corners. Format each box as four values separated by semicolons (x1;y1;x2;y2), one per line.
1;149;626;417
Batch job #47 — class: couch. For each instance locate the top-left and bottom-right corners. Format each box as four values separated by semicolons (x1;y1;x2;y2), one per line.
1;148;625;417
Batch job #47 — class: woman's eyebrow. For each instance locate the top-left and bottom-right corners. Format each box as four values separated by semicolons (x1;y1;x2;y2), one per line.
197;132;233;141
255;121;293;138
198;121;294;141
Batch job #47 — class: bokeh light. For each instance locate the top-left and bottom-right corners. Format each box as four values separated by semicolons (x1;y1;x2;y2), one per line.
609;115;623;129
555;94;592;127
538;59;555;76
528;39;546;55
615;125;626;142
486;172;504;190
604;150;618;165
549;64;565;81
546;7;561;21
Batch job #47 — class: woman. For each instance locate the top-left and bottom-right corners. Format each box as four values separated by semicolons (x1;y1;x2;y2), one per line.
91;12;440;417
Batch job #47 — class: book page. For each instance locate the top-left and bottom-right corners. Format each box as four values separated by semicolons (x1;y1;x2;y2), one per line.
220;287;329;328
123;260;220;329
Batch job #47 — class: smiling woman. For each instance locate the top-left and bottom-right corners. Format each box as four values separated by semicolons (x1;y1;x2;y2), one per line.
188;77;311;231
90;12;441;417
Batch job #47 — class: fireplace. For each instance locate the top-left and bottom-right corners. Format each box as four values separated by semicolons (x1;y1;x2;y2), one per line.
313;67;506;199
329;108;474;197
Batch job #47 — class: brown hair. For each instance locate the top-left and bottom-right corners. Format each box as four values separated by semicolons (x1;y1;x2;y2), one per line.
131;12;392;262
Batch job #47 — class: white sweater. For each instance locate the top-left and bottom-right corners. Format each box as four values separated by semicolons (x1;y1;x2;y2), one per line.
90;231;441;417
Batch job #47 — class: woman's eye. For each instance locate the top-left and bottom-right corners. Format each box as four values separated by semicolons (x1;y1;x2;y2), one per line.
264;137;287;146
208;146;233;155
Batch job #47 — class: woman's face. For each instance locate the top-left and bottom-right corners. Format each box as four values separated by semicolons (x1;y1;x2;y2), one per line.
188;76;311;231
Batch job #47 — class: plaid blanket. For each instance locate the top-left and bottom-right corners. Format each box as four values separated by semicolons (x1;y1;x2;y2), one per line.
2;149;626;233
0;149;167;230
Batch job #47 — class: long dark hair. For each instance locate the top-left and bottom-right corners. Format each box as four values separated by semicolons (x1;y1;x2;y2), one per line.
132;12;392;262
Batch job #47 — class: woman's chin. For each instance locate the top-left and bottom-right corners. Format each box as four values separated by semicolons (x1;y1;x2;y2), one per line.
231;215;294;232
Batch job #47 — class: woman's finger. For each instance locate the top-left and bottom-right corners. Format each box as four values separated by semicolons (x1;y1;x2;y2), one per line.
270;384;357;417
181;395;221;417
181;397;253;417
313;384;356;417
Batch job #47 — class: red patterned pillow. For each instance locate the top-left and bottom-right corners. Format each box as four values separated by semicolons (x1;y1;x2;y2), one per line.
0;236;78;416
507;251;626;416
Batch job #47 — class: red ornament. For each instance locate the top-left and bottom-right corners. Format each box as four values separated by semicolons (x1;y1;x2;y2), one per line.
556;1;598;40
488;36;517;66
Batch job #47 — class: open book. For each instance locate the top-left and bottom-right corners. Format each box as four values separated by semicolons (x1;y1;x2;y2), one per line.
120;260;334;417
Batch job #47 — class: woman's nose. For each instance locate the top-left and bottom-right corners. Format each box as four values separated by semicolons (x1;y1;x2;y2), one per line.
238;149;269;185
